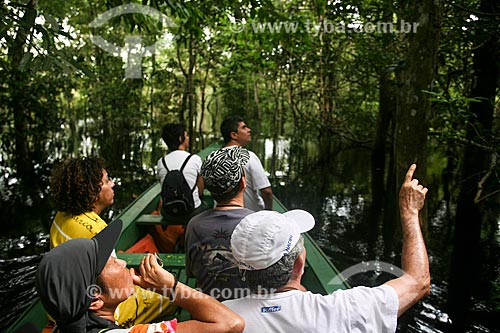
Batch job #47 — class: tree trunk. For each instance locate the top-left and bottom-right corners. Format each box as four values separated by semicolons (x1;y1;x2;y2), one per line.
368;69;395;257
149;54;159;168
199;52;212;150
7;0;37;189
392;0;440;239
368;6;396;252
316;15;335;163
253;73;262;136
448;0;499;328
187;34;197;152
382;141;397;260
270;76;283;178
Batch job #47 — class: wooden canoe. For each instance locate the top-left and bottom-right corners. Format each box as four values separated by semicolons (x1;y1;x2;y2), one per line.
7;143;350;332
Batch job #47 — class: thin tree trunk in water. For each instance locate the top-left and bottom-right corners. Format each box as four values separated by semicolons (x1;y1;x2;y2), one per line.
211;85;219;135
253;74;262;127
252;73;263;150
176;34;197;149
392;0;440;243
382;137;397;261
368;6;395;256
100;105;111;163
149;54;159;168
448;0;498;328
368;69;395;256
187;35;197;152
177;43;187;124
68;97;79;156
128;79;144;169
270;77;282;178
317;17;335;163
199;53;212;149
8;0;37;189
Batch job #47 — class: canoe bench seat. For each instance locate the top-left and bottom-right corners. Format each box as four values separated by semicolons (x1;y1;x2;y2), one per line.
117;252;185;267
116;253;196;289
135;214;190;227
135;214;167;226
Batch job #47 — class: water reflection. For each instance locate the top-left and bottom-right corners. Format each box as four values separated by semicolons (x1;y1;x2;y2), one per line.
265;138;499;333
0;236;48;329
0;139;498;332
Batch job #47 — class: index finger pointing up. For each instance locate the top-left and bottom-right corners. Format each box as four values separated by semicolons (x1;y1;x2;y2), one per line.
405;164;417;182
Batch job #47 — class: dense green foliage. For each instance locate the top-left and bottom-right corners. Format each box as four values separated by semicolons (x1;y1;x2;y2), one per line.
0;0;499;330
1;0;497;177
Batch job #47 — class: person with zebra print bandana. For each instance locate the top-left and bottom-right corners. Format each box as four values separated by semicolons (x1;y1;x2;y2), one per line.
185;146;254;301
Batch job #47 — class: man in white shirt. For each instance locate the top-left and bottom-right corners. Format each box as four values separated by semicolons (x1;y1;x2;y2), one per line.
221;116;273;211
223;164;430;332
157;123;208;224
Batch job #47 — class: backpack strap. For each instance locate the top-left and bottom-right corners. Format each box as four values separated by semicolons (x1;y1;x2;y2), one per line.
161;156;170;172
179;154;194;173
179;154;196;193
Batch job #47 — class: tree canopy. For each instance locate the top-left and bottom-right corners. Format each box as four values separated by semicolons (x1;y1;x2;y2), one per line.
0;0;499;330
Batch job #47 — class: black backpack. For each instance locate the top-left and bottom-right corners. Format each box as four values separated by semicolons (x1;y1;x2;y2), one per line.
161;154;196;217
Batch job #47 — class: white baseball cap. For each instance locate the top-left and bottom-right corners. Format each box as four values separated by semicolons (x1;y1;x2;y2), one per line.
231;210;315;270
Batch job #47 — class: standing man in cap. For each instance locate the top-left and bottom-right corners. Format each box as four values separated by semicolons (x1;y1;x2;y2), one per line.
220;116;273;211
185;147;253;301
223;164;430;332
36;220;245;333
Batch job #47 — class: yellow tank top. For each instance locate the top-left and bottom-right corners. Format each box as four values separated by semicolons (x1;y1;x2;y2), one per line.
50;211;108;249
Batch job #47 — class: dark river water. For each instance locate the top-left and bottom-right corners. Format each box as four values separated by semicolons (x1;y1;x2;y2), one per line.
0;145;499;332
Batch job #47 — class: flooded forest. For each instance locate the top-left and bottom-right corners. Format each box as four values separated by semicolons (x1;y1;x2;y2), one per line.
0;0;499;332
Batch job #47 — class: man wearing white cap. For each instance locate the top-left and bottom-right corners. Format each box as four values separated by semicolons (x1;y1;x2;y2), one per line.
224;164;430;332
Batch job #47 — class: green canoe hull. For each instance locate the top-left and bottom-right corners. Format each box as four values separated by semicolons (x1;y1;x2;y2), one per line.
7;144;349;332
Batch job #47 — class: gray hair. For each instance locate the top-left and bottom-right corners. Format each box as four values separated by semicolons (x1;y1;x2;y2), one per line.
245;236;305;293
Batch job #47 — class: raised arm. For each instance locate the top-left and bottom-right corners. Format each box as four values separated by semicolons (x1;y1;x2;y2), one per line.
260;186;273;210
197;175;205;199
131;254;244;333
385;164;430;316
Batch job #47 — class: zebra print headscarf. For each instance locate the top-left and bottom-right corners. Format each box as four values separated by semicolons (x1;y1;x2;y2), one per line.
201;146;250;195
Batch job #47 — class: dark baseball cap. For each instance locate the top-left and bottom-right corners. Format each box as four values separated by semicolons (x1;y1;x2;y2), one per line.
35;220;123;332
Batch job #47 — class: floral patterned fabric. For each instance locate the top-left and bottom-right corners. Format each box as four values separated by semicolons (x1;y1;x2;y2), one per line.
107;319;177;333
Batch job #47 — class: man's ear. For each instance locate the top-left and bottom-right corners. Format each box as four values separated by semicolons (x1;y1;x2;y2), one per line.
230;131;238;140
88;297;104;311
241;174;247;190
292;249;306;277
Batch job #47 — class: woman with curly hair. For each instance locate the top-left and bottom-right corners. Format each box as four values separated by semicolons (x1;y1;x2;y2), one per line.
49;157;115;247
49;156;176;328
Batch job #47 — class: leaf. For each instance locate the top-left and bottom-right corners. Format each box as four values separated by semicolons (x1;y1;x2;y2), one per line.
465;97;483;103
44;14;59;33
63;54;95;78
35;24;54;49
18;52;33;71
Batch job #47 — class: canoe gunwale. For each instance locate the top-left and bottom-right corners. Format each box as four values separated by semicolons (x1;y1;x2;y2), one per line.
6;143;349;333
